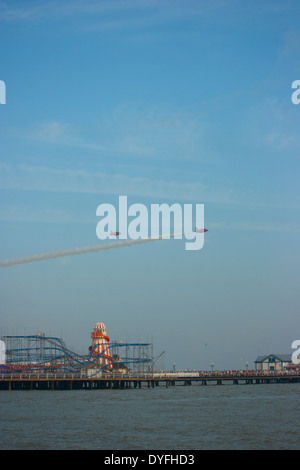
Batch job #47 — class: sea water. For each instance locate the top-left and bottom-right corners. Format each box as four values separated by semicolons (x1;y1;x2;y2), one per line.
0;383;299;450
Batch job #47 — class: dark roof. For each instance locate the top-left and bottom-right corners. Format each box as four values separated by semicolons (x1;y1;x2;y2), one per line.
255;354;292;363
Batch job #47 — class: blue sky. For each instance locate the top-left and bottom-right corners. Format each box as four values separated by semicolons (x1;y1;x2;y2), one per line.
0;0;299;370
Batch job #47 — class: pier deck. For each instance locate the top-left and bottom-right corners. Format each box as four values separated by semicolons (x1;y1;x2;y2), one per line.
0;372;299;390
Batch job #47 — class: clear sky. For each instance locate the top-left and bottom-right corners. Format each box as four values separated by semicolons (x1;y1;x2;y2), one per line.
0;0;299;370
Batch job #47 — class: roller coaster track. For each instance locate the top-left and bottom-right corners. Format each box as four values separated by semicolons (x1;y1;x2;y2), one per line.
1;335;152;374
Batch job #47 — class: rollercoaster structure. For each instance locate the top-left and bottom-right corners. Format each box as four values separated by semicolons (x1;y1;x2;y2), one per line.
1;334;153;376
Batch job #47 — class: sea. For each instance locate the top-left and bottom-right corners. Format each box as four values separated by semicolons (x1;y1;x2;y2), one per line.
0;382;299;451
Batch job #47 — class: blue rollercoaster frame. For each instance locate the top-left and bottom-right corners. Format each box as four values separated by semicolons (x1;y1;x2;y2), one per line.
1;335;153;375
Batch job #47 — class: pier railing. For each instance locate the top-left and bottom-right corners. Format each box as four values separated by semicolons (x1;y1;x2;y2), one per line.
1;369;300;381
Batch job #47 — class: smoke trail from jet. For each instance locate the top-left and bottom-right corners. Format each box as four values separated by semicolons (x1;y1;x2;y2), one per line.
0;233;183;268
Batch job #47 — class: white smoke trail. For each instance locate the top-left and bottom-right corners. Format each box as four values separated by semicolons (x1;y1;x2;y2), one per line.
0;233;183;268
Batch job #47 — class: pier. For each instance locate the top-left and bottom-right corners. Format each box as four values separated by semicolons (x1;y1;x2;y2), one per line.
1;371;299;391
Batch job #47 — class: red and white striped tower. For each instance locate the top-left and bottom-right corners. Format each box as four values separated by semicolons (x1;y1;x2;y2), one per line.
90;322;112;368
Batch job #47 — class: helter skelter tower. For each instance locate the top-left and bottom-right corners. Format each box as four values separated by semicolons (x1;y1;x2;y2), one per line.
90;322;112;369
